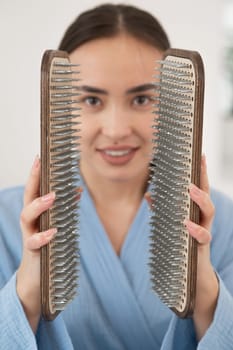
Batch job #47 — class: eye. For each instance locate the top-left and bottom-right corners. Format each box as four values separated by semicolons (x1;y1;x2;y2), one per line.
133;95;152;106
82;96;101;107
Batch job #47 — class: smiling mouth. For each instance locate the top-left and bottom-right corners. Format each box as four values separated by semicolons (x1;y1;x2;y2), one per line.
103;149;132;157
97;147;138;165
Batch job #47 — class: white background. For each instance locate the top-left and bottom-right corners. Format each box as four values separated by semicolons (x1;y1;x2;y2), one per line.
0;0;232;198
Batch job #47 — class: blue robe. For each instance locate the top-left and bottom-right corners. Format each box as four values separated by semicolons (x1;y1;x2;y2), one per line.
1;185;233;349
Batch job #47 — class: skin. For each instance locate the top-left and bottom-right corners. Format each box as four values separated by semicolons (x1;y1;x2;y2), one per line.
16;34;218;340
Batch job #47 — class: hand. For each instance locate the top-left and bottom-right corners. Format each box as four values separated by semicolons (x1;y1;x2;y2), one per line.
16;156;57;332
185;155;218;340
145;155;218;340
16;156;82;332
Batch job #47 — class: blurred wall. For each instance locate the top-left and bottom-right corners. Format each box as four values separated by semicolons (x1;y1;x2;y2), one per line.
1;0;232;198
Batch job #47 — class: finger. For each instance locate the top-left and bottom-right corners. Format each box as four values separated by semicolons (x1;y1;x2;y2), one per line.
25;228;57;250
20;192;56;232
24;155;40;206
144;191;153;209
189;183;215;229
184;219;211;245
200;154;210;194
75;187;83;201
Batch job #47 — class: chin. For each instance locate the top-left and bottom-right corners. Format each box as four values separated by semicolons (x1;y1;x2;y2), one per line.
102;168;148;184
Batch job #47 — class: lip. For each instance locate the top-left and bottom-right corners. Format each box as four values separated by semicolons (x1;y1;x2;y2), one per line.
96;146;139;165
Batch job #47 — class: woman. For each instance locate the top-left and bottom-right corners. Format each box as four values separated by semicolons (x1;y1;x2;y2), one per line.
1;4;233;349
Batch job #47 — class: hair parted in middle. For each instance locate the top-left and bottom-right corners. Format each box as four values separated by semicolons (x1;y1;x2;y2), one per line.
58;3;170;54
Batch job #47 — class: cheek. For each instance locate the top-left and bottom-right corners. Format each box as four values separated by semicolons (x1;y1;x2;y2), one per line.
78;118;97;152
140;117;154;157
138;114;154;140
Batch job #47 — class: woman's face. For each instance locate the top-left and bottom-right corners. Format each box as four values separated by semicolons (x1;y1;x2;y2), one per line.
70;34;163;184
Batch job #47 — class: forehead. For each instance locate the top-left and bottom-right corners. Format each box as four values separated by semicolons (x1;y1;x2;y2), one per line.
69;34;163;89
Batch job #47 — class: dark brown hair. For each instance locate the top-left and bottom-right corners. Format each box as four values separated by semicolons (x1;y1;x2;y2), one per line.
58;3;170;53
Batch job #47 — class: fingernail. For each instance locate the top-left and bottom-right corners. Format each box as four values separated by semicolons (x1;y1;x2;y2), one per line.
41;192;56;202
75;187;83;201
144;192;153;205
201;154;207;169
44;228;57;237
32;155;40;169
189;183;200;196
184;218;189;226
76;187;83;193
184;218;196;230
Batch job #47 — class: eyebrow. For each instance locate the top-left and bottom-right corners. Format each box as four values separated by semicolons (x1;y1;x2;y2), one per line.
78;83;155;95
126;83;155;94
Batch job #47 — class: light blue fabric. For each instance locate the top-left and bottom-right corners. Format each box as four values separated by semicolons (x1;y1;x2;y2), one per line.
1;185;233;349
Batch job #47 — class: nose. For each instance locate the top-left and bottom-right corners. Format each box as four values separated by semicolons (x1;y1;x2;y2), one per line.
101;105;132;141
